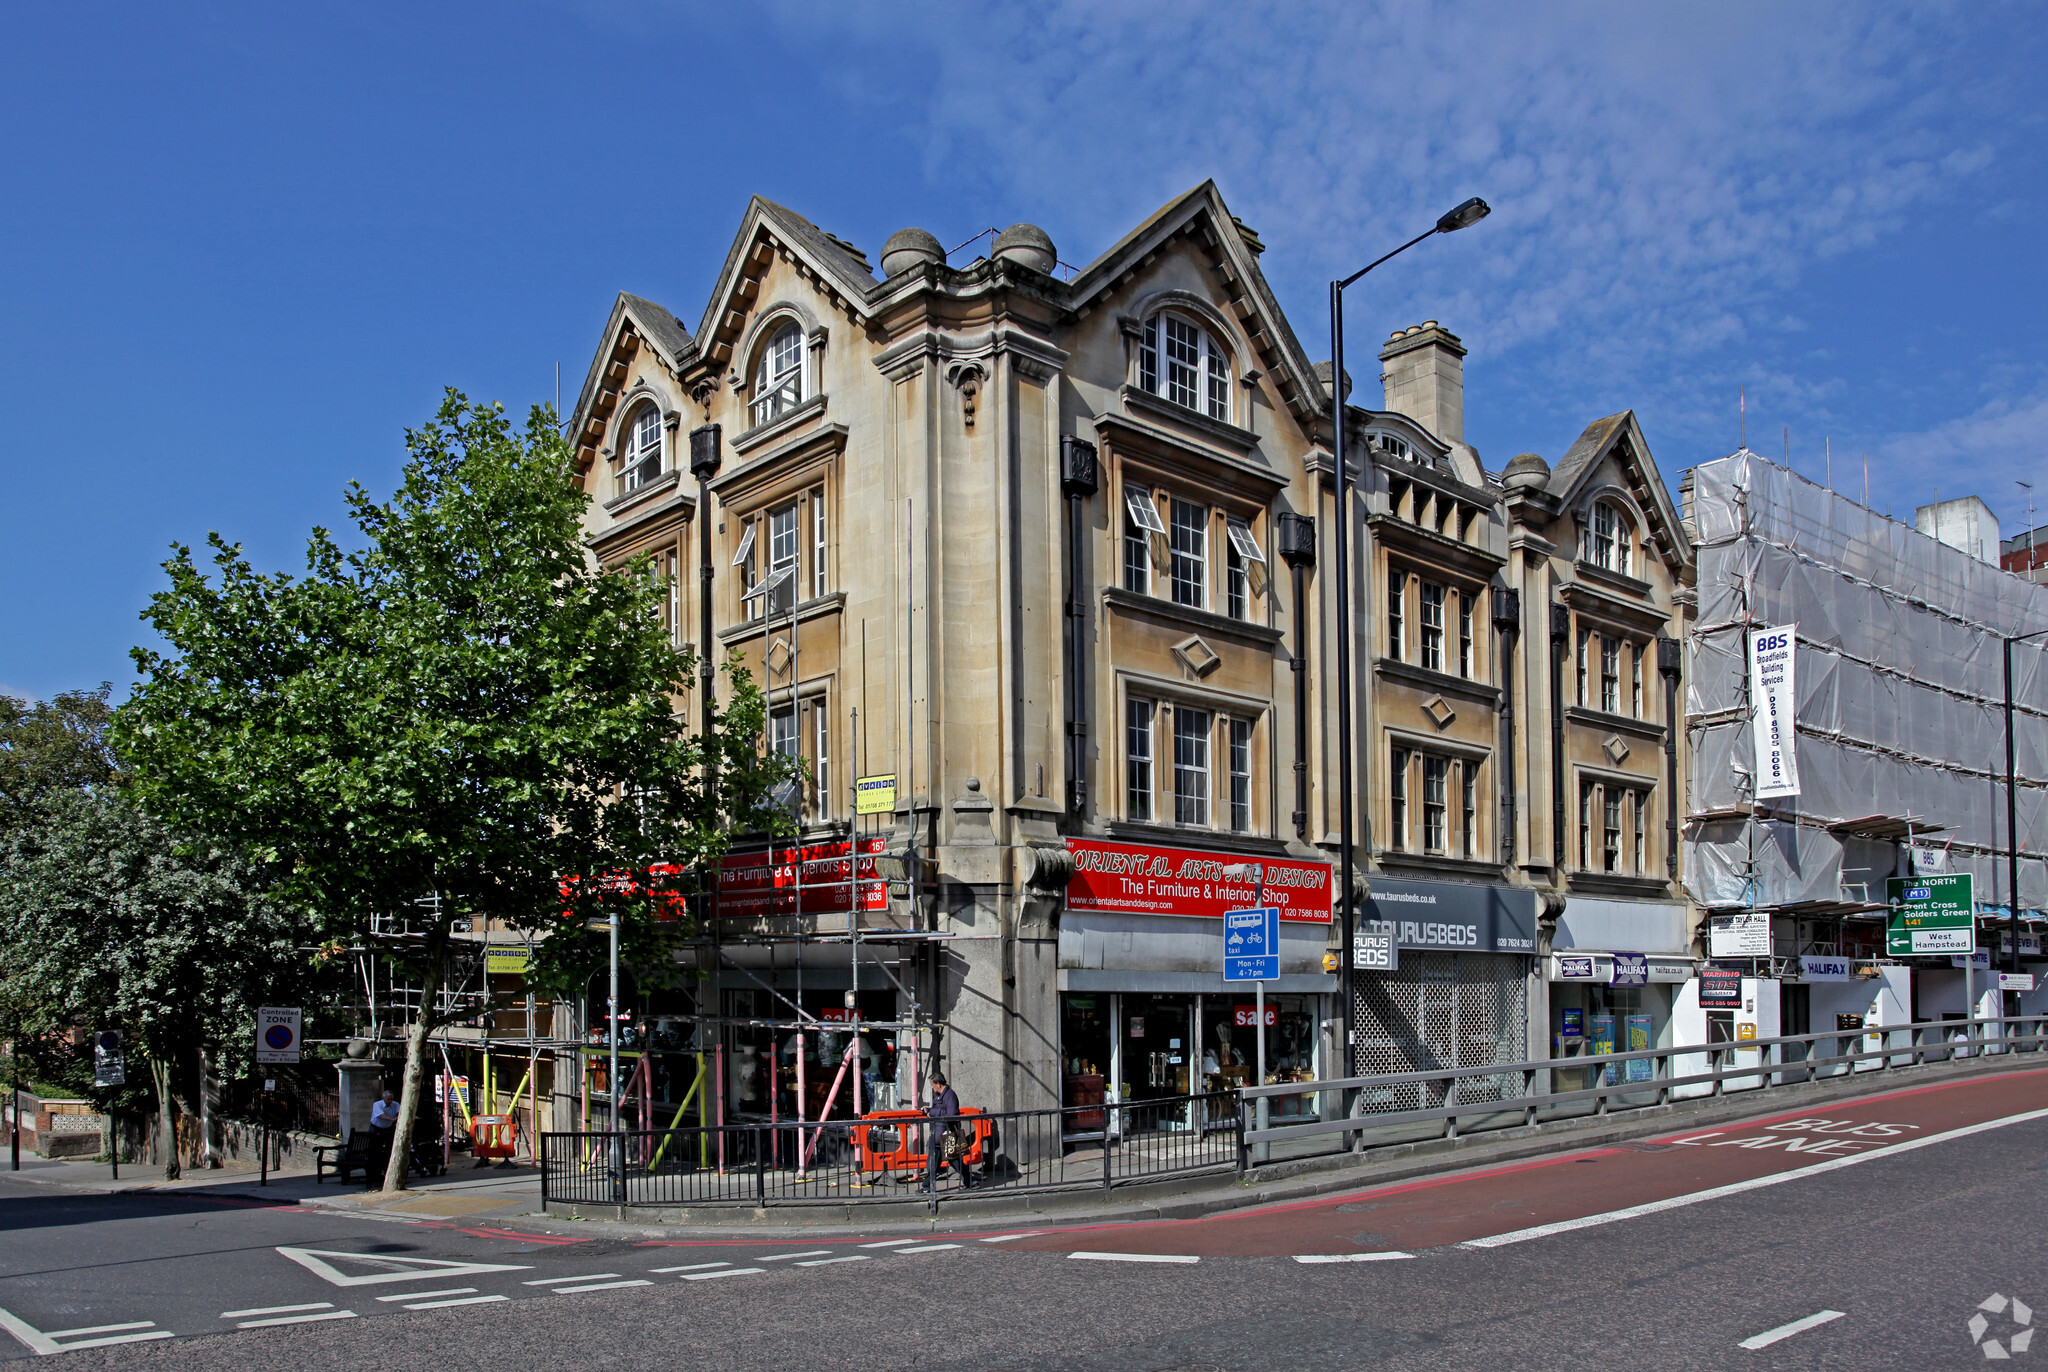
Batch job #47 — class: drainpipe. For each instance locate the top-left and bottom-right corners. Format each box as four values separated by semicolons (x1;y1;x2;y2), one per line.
1658;636;1682;879
1492;589;1522;864
1060;437;1099;818
1550;604;1571;869
1277;513;1318;839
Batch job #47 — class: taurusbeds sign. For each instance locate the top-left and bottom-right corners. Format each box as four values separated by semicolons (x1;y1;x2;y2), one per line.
1064;839;1332;923
1361;877;1539;955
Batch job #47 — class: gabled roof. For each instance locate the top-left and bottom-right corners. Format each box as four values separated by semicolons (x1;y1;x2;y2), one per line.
1549;410;1691;570
566;292;696;470
1066;181;1327;432
692;196;880;375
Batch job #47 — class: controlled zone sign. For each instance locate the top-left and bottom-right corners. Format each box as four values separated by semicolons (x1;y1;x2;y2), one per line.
1223;906;1280;982
254;1006;302;1064
1886;873;1975;956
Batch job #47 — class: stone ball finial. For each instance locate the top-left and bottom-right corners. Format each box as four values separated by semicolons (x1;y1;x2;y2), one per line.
993;223;1057;274
966;776;982;792
881;227;944;277
1502;451;1551;493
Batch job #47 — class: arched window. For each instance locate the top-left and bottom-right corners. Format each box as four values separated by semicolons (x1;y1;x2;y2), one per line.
1137;313;1231;422
620;403;664;492
750;322;806;427
1584;500;1634;576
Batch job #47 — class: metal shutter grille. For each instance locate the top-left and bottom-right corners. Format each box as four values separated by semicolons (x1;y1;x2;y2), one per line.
1351;952;1528;1112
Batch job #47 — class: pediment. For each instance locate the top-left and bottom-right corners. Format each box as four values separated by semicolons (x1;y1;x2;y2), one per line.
1067;181;1326;438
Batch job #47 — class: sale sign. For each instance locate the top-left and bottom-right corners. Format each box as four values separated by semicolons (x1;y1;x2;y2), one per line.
1063;839;1332;923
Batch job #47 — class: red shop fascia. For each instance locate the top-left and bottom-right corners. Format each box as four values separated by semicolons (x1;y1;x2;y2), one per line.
1062;837;1333;924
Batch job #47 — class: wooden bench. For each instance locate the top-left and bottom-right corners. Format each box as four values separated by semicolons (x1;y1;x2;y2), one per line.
314;1129;389;1184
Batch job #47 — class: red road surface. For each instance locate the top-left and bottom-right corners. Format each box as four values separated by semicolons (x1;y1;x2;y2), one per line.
999;1068;2048;1257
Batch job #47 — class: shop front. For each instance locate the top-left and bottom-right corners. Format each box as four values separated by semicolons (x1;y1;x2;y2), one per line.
1353;877;1540;1089
1548;896;1693;1069
1057;839;1336;1138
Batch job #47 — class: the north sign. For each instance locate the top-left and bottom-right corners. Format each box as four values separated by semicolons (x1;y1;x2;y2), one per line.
1885;873;1974;956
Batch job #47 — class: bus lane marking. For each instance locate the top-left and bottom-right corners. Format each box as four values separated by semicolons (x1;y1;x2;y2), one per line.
1463;1105;2048;1249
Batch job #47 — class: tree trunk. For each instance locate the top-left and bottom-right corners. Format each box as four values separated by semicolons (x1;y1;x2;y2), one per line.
381;931;445;1193
197;1046;219;1169
148;1054;180;1181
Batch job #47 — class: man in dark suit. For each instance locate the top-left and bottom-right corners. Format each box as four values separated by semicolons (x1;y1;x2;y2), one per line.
921;1071;975;1192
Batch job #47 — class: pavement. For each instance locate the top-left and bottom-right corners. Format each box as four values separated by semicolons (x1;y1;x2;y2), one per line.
4;1064;2048;1367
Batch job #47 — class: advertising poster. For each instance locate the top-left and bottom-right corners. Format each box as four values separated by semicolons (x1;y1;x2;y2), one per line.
1623;1014;1655;1083
1699;966;1744;1009
1589;1014;1618;1086
1748;623;1801;799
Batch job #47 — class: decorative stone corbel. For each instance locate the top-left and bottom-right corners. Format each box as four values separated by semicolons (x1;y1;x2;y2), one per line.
946;361;987;429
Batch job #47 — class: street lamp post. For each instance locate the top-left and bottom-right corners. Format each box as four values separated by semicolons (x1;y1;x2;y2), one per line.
1329;197;1490;1070
2004;628;2048;977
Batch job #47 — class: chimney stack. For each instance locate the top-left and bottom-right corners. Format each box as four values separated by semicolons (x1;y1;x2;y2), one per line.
1379;321;1465;446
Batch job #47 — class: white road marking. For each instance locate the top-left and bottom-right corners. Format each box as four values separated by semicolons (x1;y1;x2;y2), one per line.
1740;1310;1847;1350
1294;1252;1416;1263
0;1308;175;1355
222;1303;334;1319
979;1232;1045;1243
757;1250;833;1262
796;1256;870;1267
894;1243;962;1254
549;1280;652;1294
653;1263;730;1273
375;1289;474;1303
277;1247;531;1287
858;1239;920;1248
680;1267;765;1280
404;1295;509;1310
46;1322;158;1337
1069;1252;1200;1264
522;1274;622;1285
237;1310;360;1329
1463;1106;2048;1250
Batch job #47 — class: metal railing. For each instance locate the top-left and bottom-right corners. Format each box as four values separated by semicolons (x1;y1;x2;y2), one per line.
1239;1014;2048;1166
540;1090;1240;1210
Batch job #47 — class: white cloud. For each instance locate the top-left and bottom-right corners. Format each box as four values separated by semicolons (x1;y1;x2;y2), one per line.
769;3;1986;347
1876;388;2048;525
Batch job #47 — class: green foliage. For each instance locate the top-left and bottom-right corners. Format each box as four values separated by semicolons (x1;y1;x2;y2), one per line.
0;790;310;1101
0;684;120;838
115;390;798;1183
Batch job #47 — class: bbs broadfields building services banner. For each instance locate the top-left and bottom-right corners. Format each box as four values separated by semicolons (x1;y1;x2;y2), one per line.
1748;623;1800;799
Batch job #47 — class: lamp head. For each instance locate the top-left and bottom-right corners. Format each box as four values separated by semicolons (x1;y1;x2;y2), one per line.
1435;198;1491;233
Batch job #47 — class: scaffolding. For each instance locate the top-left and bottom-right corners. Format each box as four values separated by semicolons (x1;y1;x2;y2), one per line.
1683;450;2048;936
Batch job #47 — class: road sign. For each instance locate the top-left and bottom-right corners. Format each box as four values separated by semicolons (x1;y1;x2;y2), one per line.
1223;906;1280;982
1886;873;1975;955
93;1030;124;1087
254;1007;302;1064
1353;929;1398;972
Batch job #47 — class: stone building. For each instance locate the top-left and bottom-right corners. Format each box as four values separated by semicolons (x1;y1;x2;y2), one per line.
556;184;1693;1134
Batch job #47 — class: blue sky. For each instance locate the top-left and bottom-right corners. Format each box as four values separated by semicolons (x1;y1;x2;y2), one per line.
3;1;2044;701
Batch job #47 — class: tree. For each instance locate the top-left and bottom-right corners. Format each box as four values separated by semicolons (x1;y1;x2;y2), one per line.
0;684;120;839
120;392;797;1191
0;791;307;1179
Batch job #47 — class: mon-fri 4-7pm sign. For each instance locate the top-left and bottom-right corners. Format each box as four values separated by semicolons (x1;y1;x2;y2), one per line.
1886;873;1974;956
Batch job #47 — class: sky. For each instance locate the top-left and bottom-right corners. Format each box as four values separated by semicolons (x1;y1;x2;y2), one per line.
3;1;2045;701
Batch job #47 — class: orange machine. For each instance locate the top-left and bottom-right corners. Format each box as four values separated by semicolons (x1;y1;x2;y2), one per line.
850;1108;991;1176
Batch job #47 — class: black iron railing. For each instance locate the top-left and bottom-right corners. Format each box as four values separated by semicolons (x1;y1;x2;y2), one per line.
540;1091;1240;1210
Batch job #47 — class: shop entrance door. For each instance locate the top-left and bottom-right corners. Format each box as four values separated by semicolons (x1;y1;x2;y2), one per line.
1118;993;1194;1131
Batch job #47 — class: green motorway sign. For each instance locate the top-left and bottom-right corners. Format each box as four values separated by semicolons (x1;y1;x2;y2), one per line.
1885;873;1975;956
